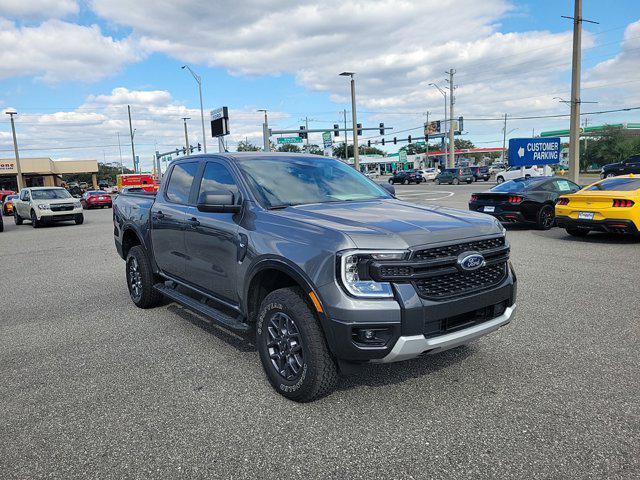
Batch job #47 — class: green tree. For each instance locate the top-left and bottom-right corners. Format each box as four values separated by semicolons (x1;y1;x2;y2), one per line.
277;143;302;153
63;162;135;185
581;127;640;171
236;140;261;152
307;144;324;156
454;139;475;150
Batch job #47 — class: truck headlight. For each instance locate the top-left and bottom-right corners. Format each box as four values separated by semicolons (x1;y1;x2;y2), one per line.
338;250;407;298
37;204;50;210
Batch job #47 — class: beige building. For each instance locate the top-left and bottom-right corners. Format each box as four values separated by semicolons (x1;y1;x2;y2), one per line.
0;157;99;191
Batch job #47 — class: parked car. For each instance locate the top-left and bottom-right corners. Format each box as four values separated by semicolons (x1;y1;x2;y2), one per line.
13;187;84;228
0;189;16;202
495;165;543;184
0;208;3;232
435;167;474;185
470;166;491;182
470;177;581;230
113;153;516;402
418;168;438;181
81;190;113;209
600;155;640;178
2;194;19;215
388;170;423;185
556;175;640;237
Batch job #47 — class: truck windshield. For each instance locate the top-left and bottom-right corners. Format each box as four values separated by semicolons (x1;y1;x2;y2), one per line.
237;156;391;209
31;189;73;200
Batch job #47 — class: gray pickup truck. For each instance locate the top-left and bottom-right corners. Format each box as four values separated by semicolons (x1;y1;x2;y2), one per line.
113;153;516;402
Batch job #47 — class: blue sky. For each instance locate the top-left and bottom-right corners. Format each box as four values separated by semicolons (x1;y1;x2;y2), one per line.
0;0;638;169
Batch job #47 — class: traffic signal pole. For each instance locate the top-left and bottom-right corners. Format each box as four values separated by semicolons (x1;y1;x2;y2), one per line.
567;0;583;183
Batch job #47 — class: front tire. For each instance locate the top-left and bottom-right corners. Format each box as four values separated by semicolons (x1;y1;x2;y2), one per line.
537;205;555;230
256;287;338;402
75;214;84;225
388;179;394;184
435;179;441;185
126;246;163;308
452;178;460;185
403;179;409;185
30;210;40;228
14;211;23;225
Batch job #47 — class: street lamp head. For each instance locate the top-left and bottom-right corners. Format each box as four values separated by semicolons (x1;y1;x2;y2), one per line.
5;109;17;115
181;65;186;69
339;72;355;77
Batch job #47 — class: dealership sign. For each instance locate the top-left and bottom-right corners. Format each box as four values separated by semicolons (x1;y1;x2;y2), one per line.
508;137;561;166
0;161;15;171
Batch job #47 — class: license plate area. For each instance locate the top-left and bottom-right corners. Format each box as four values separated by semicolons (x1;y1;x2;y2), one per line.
578;212;594;220
484;206;495;213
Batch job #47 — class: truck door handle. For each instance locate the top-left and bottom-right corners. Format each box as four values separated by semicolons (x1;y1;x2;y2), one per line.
154;211;165;219
187;217;200;228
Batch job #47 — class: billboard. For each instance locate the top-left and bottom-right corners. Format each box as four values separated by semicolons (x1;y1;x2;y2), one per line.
210;107;229;137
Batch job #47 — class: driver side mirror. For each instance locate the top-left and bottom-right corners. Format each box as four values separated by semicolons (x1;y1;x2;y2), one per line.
197;190;242;213
379;182;395;196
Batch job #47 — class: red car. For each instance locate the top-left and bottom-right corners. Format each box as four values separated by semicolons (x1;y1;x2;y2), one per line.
81;190;112;209
3;194;19;215
0;189;16;202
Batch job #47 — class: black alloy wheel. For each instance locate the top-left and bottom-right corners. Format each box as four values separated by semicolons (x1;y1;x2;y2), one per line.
537;205;555;230
266;311;304;381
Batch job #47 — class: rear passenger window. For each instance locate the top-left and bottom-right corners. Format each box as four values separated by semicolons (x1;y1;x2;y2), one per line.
198;162;239;200
165;162;199;204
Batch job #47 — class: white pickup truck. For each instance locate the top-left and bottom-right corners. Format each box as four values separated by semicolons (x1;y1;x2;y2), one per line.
13;187;84;228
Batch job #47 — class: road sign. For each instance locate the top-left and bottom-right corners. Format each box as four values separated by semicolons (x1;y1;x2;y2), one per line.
322;131;333;149
509;137;561;166
277;136;303;144
398;150;408;163
210;107;229;137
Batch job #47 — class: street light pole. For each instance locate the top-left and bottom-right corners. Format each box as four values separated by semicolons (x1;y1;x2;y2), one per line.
501;113;508;163
182;65;207;154
5;111;24;191
343;109;348;160
447;68;456;168
257;109;269;151
340;72;359;170
116;132;124;174
182;117;191;154
127;105;137;172
429;83;448;161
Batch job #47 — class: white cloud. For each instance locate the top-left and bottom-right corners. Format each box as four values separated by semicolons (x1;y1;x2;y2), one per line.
0;88;289;169
0;0;78;19
0;19;142;82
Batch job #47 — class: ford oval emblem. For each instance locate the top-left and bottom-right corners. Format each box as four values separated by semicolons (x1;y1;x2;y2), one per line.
458;252;486;271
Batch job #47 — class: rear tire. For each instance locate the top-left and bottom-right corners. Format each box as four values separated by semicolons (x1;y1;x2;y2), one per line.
388;179;394;184
436;179;441;185
125;245;163;309
537;205;555;230
566;228;589;237
256;287;338;402
453;178;460;185
403;179;409;185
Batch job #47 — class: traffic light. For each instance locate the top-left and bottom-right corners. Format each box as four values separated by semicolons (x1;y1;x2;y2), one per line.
333;124;340;137
379;123;384;135
381;138;385;146
407;135;412;143
393;137;397;145
197;143;202;151
299;126;307;139
367;140;371;147
357;123;362;136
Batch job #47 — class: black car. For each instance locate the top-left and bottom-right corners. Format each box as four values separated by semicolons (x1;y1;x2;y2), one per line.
470;166;491;182
469;176;581;229
601;155;640;178
388;170;423;185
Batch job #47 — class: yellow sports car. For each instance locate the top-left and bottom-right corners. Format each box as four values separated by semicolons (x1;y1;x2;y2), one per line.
555;175;640;237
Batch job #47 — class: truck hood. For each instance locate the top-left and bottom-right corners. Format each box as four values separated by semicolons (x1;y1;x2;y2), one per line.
280;199;502;249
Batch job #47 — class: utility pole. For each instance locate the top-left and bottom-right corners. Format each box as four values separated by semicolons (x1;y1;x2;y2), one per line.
127;105;136;172
343;109;348;160
116;132;123;174
447;69;456;168
258;109;269;151
563;0;597;183
182;117;191;154
424;111;430;168
5;110;24;191
305;116;310;150
501;113;508;163
340;72;359;170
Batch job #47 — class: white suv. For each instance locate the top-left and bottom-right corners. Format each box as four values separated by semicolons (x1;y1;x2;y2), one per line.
495;165;543;184
13;187;84;228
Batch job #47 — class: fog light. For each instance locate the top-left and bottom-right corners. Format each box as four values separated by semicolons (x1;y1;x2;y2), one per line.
352;327;393;347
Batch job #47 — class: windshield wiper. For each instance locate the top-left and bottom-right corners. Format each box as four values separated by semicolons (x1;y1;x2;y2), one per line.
268;204;293;210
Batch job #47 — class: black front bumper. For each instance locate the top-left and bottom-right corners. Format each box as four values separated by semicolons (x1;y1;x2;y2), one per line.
324;265;517;363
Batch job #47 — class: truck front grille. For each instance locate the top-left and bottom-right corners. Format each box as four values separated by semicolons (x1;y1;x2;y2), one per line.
50;204;74;212
413;237;505;260
413;263;507;299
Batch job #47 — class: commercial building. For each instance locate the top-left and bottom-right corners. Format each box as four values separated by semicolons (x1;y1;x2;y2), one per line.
0;157;99;192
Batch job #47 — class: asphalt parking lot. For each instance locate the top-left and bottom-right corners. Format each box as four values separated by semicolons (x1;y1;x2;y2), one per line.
1;184;638;479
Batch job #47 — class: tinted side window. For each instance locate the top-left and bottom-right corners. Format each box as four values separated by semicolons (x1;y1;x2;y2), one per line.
198;162;239;201
166;162;198;204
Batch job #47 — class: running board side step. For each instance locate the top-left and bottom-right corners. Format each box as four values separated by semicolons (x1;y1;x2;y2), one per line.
154;283;250;332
